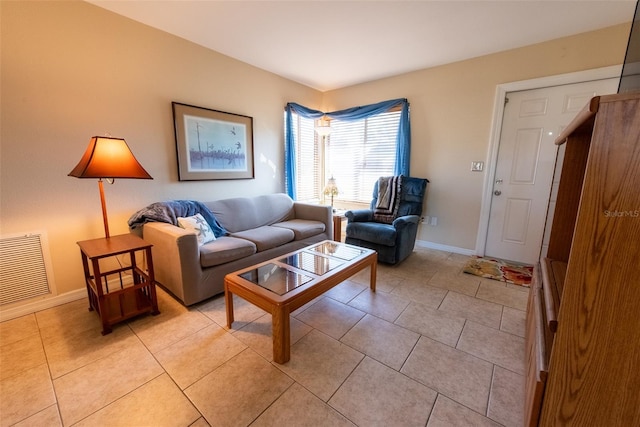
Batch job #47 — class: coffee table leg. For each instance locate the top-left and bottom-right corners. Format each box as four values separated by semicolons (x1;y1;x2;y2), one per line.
272;306;291;364
224;282;234;329
370;254;377;292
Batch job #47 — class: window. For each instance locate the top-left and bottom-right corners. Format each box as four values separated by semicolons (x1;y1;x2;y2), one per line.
289;109;401;204
328;111;400;203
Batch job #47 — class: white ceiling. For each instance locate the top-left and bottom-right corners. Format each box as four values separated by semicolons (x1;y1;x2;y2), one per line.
88;1;636;91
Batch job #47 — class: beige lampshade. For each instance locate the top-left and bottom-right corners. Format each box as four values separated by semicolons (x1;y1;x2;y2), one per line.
323;176;339;196
68;136;152;179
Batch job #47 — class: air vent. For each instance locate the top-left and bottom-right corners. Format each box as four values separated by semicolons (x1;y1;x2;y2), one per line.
0;232;55;306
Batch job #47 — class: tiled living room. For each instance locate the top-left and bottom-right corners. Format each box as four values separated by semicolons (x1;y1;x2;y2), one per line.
5;2;638;426
0;246;527;427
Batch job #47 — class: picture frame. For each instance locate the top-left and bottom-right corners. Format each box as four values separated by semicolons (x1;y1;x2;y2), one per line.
172;102;254;180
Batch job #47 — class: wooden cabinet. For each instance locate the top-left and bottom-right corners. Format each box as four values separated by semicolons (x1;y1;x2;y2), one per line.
525;93;640;425
524;268;548;427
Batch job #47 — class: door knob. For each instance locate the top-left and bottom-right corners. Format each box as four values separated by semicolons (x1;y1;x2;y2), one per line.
494;190;502;196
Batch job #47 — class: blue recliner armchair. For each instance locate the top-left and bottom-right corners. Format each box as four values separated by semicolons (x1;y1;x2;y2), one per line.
345;176;428;265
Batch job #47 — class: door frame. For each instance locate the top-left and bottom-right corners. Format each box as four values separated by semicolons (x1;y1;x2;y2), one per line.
475;65;622;257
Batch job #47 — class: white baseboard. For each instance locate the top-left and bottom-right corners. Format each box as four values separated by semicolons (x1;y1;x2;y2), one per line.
0;289;87;322
415;239;476;256
0;243;474;323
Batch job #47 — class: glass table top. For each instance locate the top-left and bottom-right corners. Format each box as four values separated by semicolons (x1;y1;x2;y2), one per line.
280;251;344;276
238;242;367;296
239;263;313;296
310;241;366;260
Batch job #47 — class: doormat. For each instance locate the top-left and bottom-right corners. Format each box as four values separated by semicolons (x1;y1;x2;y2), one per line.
463;256;533;287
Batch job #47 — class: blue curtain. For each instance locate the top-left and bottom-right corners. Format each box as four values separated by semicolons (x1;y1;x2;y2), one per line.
284;98;411;199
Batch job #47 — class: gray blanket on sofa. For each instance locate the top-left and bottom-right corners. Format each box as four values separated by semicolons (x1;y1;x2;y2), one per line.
128;200;227;237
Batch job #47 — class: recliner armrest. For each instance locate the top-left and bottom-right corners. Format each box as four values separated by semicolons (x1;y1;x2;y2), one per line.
345;209;374;223
392;214;420;229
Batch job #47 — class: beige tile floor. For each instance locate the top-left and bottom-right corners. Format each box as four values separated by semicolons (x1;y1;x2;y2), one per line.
0;247;528;427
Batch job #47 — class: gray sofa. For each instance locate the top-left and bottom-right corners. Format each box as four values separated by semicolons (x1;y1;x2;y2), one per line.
140;193;332;305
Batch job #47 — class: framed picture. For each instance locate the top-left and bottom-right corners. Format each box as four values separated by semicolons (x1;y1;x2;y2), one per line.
172;102;254;180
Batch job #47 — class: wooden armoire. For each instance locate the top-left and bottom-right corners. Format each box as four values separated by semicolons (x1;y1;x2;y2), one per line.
525;93;640;426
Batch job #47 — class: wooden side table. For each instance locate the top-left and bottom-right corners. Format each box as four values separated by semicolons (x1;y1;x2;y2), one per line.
332;210;347;242
77;233;160;335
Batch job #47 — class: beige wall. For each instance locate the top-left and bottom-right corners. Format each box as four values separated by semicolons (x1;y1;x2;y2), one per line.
323;23;630;251
0;0;631;311
0;1;321;299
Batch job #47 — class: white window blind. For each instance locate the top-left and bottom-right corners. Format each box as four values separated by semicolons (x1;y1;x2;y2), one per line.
288;109;400;204
328;111;400;204
291;114;320;202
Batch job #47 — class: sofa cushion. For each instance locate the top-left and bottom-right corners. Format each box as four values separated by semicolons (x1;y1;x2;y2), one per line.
345;222;397;246
199;236;256;268
272;219;325;240
230;226;295;252
206;194;295;233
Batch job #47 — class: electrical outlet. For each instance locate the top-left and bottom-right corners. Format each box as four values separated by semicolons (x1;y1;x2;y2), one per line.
422;216;437;226
471;161;484;172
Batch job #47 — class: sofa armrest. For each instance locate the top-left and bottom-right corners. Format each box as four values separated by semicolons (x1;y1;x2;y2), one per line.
293;202;333;239
142;222;201;304
345;209;374;223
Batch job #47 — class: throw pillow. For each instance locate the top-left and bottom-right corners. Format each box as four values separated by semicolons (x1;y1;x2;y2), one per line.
177;214;216;246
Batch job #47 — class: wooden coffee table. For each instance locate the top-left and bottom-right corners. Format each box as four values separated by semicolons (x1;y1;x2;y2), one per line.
224;240;377;363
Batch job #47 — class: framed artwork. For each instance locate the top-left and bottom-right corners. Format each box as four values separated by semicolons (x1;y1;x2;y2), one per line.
172;102;254;180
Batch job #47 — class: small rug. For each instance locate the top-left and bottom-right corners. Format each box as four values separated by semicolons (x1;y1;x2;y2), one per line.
463;256;533;287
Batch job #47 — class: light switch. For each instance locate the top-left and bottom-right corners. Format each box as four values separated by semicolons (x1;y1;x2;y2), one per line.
471;161;484;172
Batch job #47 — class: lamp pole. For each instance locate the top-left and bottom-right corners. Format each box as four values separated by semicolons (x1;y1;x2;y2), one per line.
97;178;110;238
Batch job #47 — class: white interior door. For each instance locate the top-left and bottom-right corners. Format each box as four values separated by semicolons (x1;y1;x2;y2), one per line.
484;78;618;264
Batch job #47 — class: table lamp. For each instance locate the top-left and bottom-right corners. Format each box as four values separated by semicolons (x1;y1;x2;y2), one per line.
68;136;152;238
323;176;339;209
